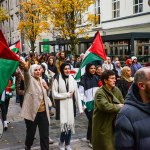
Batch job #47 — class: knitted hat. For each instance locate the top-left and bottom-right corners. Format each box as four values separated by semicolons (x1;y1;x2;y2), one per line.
131;56;137;61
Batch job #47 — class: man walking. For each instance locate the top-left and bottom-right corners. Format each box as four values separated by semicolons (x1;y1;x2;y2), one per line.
115;67;150;150
92;70;124;150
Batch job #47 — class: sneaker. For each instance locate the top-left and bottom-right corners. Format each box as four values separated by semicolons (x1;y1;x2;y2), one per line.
49;137;54;144
59;142;65;150
88;143;93;149
4;121;8;131
65;145;72;150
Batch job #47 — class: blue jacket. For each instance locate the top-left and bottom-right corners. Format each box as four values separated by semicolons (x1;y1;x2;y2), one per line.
115;83;150;150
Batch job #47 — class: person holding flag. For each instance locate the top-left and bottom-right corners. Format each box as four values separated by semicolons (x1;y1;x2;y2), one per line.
76;31;107;148
75;31;107;80
79;63;99;148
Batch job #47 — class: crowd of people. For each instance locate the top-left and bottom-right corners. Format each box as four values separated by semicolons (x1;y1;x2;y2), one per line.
0;50;150;150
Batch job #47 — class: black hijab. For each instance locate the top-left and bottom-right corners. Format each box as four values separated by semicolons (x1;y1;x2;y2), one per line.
60;62;71;79
60;62;71;92
85;63;95;78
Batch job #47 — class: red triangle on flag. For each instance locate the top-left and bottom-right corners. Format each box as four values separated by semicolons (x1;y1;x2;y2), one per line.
89;31;107;60
16;41;21;50
0;30;20;61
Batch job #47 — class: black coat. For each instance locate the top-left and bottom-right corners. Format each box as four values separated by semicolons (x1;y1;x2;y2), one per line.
116;78;132;99
115;83;150;150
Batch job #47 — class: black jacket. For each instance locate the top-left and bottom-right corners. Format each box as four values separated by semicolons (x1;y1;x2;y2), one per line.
115;83;150;150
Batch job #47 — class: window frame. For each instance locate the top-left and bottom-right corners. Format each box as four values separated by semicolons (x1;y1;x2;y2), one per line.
95;0;101;24
112;0;120;19
133;0;143;14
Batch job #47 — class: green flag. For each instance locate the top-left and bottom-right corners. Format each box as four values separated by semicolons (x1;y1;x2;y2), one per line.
0;30;20;94
0;59;19;94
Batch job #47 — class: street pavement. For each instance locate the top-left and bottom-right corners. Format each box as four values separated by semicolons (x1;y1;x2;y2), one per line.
0;95;92;150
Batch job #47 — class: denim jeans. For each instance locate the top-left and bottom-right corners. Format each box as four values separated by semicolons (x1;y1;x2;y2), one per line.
60;130;71;146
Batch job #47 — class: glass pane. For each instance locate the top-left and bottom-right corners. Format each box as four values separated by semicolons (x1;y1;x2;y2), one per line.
144;46;149;55
117;1;120;9
138;46;142;55
135;5;138;13
98;0;100;6
134;0;138;4
117;10;120;17
98;8;100;14
114;2;116;10
139;0;143;3
115;47;118;55
139;4;143;12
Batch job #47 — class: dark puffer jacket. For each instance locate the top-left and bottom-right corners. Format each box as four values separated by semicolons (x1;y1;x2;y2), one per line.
115;83;150;150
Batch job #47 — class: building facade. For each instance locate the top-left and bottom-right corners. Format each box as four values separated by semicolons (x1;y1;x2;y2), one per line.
0;0;20;45
0;0;150;63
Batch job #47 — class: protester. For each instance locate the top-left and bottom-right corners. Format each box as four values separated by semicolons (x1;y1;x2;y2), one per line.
114;61;122;81
79;63;99;148
116;66;133;98
102;57;114;72
15;60;25;107
20;61;50;150
125;58;132;68
92;70;124;150
0;91;8;130
131;56;142;77
95;65;102;87
56;51;66;74
47;56;58;79
115;67;150;150
52;62;83;150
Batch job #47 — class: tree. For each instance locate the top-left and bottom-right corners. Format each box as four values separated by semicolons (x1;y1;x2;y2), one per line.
38;0;97;55
0;7;9;23
18;0;49;52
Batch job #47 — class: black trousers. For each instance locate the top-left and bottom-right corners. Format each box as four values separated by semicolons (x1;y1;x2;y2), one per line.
84;109;93;143
25;111;49;150
0;103;6;121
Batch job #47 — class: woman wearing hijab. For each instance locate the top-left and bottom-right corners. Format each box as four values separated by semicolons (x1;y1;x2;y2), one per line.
116;66;133;98
20;61;50;150
52;62;83;150
79;63;99;148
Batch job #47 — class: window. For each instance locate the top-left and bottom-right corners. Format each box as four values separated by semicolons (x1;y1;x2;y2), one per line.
133;0;143;14
77;12;82;25
112;0;120;18
95;0;100;24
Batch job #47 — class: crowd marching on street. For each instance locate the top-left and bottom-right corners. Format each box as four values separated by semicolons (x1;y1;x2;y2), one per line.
0;49;150;150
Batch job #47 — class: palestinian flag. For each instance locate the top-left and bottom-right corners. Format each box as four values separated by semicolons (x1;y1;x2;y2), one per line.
0;30;20;94
75;31;107;80
9;41;21;53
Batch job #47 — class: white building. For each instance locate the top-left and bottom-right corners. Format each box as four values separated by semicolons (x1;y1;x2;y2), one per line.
0;0;150;63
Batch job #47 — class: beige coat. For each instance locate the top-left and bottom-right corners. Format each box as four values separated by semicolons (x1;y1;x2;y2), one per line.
20;71;50;124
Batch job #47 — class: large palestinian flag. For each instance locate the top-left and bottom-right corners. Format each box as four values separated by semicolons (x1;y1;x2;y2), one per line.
75;31;107;80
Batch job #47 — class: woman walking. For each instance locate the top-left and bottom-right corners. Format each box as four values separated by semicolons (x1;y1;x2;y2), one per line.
20;61;50;150
79;63;99;148
52;62;83;150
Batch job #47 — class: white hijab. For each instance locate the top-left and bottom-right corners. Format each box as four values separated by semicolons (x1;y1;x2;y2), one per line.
30;64;40;77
